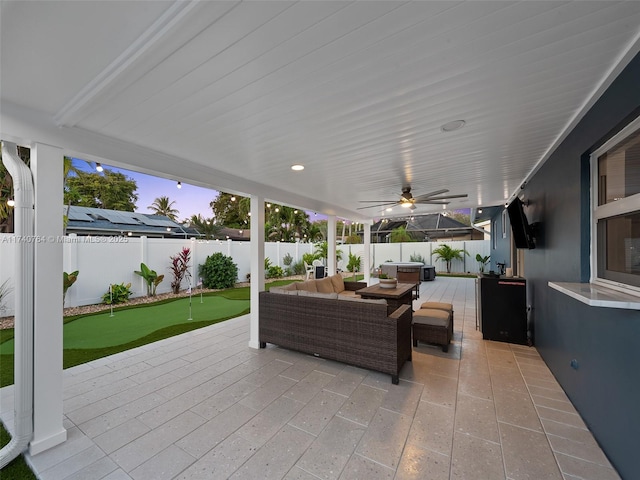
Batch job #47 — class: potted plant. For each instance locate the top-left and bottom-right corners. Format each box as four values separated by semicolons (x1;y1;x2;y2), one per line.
378;273;398;289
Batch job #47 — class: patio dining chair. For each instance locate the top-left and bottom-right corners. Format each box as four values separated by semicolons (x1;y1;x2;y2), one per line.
304;262;314;280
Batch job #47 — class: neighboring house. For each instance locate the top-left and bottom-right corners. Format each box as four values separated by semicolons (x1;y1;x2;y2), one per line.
65;206;200;238
367;213;484;242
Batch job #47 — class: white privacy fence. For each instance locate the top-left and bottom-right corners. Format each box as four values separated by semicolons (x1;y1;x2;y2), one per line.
0;234;489;314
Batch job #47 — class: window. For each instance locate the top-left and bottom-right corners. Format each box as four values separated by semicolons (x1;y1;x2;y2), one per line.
591;115;640;294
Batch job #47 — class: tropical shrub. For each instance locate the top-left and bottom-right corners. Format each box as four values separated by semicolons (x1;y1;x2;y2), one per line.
169;247;191;294
266;265;285;279
344;234;361;244
389;226;415;242
476;254;490;273
290;260;305;276
63;270;79;305
199;252;238;289
102;282;132;305
264;258;284;279
133;263;163;296
0;279;12;314
432;244;469;273
346;253;361;272
409;253;425;264
282;253;293;267
302;252;320;265
314;241;343;264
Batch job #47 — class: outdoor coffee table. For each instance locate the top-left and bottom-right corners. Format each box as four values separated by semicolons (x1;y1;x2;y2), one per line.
357;283;416;313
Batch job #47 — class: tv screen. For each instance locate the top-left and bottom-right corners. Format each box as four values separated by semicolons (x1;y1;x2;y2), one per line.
507;198;535;249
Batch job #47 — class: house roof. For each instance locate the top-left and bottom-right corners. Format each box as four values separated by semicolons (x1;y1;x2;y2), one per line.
371;213;472;234
65;206;199;238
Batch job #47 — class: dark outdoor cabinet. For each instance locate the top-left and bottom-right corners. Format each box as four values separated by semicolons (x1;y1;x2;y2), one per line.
478;276;528;345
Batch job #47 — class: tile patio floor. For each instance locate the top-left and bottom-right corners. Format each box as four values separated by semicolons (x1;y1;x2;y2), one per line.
0;277;619;479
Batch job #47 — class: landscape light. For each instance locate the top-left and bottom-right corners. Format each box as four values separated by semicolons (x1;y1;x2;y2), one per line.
7;199;15;207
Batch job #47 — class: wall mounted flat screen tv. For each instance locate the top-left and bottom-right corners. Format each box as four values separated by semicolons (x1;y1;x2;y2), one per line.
507;197;535;249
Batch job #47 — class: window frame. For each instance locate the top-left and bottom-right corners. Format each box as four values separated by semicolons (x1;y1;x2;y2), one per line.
590;114;640;295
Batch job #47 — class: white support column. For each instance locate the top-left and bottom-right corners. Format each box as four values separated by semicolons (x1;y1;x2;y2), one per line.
327;215;337;276
364;220;372;284
30;143;66;455
249;195;265;349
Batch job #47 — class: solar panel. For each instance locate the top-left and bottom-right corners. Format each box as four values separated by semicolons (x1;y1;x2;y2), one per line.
66;207;94;222
94;210;139;225
135;215;177;227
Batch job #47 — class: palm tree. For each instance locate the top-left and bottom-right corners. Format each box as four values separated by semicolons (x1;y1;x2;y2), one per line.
188;214;220;240
389;225;415;242
148;196;179;220
432;244;469;273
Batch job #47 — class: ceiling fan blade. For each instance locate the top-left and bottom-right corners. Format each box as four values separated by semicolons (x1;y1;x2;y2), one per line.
419;193;468;201
358;200;401;203
357;202;400;210
413;189;449;201
414;200;450;205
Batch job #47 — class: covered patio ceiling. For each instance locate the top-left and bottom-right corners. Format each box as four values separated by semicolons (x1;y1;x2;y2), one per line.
2;1;640;221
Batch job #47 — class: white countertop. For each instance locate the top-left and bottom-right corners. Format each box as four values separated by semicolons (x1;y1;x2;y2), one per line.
548;282;640;310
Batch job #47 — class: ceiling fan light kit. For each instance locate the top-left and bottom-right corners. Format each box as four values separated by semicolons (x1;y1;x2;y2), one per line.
358;186;468;211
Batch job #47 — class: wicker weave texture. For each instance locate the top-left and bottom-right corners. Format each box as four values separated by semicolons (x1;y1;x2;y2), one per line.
259;287;412;382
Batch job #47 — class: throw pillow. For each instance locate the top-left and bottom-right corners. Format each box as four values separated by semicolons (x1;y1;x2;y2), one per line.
316;276;335;293
330;274;345;293
296;280;318;292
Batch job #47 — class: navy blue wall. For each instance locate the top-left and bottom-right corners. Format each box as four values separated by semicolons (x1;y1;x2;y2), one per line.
520;54;640;478
491;209;511;274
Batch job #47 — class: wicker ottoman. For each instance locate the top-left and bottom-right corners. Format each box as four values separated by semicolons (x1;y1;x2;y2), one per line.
419;301;453;316
412;308;452;352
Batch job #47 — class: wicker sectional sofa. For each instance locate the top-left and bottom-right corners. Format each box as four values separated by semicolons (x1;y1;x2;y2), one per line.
259;275;412;384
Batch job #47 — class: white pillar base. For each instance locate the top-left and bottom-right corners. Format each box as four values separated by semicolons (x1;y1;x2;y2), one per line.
29;427;67;456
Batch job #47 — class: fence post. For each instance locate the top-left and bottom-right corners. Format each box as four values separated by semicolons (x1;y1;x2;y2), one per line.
140;236;148;296
65;234;78;307
190;238;197;285
463;240;466;273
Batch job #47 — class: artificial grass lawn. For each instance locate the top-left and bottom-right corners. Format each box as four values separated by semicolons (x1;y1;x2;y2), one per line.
0;423;37;479
1;295;248;353
0;275;364;388
0;281;305;388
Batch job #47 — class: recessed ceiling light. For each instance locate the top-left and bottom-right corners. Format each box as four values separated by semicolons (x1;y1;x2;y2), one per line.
441;120;466;132
291;164;304;171
386;207;393;212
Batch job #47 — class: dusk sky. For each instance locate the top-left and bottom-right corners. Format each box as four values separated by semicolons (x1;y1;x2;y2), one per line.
72;158;218;221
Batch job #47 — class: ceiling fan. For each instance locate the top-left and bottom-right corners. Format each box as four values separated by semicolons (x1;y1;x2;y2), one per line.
357;186;467;210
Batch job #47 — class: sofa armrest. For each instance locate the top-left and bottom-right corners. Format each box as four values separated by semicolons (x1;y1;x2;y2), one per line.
343;281;367;292
388;304;411;320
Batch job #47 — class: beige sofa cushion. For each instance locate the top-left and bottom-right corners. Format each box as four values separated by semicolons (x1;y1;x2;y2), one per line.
270;287;298;295
329;274;345;293
339;296;387;305
316;277;335;294
337;290;359;298
297;290;339;299
281;282;298;291
296;280;318;292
